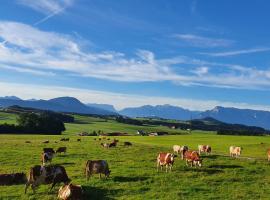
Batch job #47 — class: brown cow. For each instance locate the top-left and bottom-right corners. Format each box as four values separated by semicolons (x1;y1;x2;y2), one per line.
198;145;211;155
183;150;202;167
268;149;270;161
58;183;83;200
157;153;176;172
124;142;132;147
25;165;70;193
85;160;111;180
41;152;54;165
56;147;67;154
43;140;49;144
0;173;27;185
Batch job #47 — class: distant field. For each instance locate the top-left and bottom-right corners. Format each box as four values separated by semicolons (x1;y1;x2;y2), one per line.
1;134;270;199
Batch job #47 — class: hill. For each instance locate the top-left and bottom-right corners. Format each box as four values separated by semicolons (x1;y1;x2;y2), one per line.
87;103;117;113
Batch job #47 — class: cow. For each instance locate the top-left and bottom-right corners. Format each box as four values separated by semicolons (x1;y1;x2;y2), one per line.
43;148;55;154
173;145;181;154
180;146;189;160
43;140;49;144
85;160;111;180
124;142;132;147
25;165;70;194
77;139;81;142
183;150;202;167
156;153;176;172
25;141;31;143
0;173;27;185
230;146;242;157
101;143;109;148
108;140;118;148
198;145;211;155
268;149;270;161
60;138;69;142
41;152;54;165
56;147;67;154
58;183;83;200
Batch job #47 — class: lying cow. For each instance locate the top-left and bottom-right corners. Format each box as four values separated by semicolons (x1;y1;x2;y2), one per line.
58;183;83;200
124;142;132;147
41;152;54;165
85;160;111;180
198;145;211;155
43;148;55;154
56;147;67;154
230;146;242;157
183;150;202;167
25;164;70;193
156;153;176;172
0;173;27;185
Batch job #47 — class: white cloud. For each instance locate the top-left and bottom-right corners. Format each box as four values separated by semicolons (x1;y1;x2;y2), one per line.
200;47;270;57
173;34;234;47
1;21;270;89
1;81;270;111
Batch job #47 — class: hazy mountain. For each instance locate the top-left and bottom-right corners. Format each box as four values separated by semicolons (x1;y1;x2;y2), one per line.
119;104;199;120
0;96;115;115
0;96;21;100
87;103;117;113
199;106;270;130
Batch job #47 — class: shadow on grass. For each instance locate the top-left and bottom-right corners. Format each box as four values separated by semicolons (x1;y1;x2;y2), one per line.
113;176;149;182
184;167;223;174
58;162;76;166
82;186;123;200
208;164;243;169
201;154;219;159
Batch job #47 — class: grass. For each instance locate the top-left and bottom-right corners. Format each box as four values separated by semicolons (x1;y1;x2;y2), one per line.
1;113;270;199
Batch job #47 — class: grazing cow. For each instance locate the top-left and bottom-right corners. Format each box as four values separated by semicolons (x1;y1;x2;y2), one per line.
198;145;212;155
267;149;270;161
124;142;132;147
85;160;111;180
173;145;181;154
108;140;118;148
56;147;67;154
25;141;31;143
156;153;176;172
94;138;97;141
101;143;109;148
107;138;110;141
25;165;70;193
230;146;242;157
60;138;69;142
183;150;202;167
180;146;189;160
58;183;83;200
41;152;54;165
43;140;49;144
0;173;27;185
77;139;81;142
43;148;55;154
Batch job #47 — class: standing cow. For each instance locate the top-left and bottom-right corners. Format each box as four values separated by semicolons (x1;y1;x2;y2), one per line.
229;146;242;157
41;152;54;165
85;160;111;180
156;153;176;172
198;145;211;155
58;183;83;200
173;145;181;154
25;165;70;193
183;150;202;167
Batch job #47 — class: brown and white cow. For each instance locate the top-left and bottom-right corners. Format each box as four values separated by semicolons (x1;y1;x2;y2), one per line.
267;149;270;161
229;146;242;157
0;173;27;185
183;150;202;167
85;160;111;180
41;152;54;165
58;183;83;200
156;153;176;172
25;165;70;193
100;143;109;148
56;147;67;154
198;145;211;155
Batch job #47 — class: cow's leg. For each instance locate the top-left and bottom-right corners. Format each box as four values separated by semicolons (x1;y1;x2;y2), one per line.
24;182;30;194
99;173;102;179
165;165;168;173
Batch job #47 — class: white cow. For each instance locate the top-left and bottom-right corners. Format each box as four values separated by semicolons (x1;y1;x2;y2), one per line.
229;146;242;157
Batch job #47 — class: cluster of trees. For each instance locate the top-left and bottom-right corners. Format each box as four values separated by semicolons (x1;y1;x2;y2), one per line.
0;112;65;135
217;129;266;136
115;116;143;126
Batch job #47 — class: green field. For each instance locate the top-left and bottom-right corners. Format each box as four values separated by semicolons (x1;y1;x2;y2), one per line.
1;113;270;199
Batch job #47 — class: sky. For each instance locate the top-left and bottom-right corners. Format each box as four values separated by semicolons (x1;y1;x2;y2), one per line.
0;0;270;111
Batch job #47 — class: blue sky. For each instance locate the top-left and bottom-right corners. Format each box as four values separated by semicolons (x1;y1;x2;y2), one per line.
1;0;270;111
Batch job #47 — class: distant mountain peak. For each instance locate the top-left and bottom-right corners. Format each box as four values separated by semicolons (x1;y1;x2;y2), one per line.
0;96;21;100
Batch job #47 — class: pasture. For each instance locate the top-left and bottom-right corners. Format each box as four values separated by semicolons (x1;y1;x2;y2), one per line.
1;133;270;200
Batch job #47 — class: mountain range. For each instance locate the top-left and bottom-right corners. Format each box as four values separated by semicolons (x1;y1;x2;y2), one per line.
0;96;269;130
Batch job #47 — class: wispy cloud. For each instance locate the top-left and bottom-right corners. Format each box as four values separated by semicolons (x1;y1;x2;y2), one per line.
17;0;73;25
1;81;270;111
173;34;234;48
1;21;270;90
199;47;270;57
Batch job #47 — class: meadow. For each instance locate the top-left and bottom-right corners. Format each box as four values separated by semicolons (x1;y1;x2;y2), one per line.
1;113;270;199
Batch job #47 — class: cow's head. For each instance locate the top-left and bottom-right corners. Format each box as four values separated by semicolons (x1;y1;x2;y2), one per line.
105;170;111;178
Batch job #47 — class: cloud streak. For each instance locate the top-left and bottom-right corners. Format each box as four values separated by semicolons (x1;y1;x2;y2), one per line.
173;34;234;47
200;47;270;57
